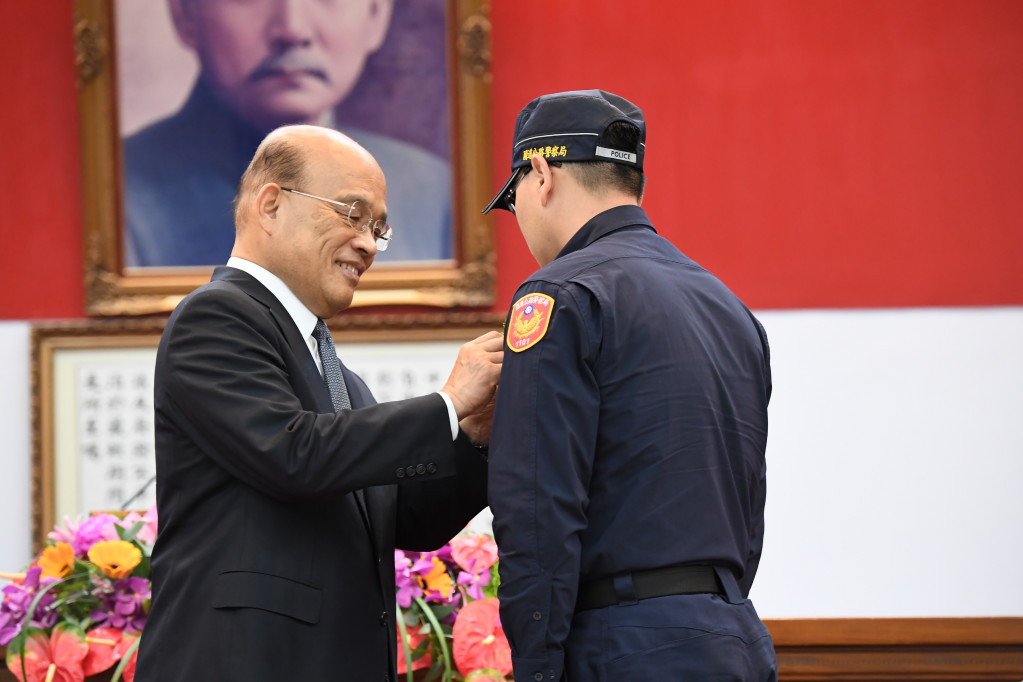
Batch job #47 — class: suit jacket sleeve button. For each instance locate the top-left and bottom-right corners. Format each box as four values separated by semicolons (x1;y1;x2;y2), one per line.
406;465;416;478
416;463;426;475
426;462;437;474
396;468;405;479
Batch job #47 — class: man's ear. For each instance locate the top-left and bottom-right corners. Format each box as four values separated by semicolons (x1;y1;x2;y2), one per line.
364;0;395;53
254;184;284;234
168;0;199;51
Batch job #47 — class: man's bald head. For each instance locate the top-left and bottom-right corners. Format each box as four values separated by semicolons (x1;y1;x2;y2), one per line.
229;125;388;317
232;125;377;225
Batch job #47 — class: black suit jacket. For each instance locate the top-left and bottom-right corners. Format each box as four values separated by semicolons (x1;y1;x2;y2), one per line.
135;267;487;681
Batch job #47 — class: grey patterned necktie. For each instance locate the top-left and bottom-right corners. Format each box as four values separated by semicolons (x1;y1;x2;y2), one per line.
314;319;351;411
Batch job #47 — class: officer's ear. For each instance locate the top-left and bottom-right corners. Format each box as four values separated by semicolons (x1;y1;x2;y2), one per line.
533;155;555;208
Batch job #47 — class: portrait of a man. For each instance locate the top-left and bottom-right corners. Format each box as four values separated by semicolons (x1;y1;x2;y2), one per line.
119;0;453;268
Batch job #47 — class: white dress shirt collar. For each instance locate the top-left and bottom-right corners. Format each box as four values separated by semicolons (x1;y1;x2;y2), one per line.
225;257;458;437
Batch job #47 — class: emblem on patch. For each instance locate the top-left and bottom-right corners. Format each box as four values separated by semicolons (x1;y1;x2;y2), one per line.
506;293;554;352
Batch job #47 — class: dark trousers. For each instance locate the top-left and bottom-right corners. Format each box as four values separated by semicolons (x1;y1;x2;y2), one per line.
564;593;777;681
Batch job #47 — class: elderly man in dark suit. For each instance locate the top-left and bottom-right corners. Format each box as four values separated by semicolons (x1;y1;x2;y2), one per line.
134;124;501;681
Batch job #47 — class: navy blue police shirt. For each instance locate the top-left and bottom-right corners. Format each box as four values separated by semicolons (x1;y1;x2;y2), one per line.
489;205;772;682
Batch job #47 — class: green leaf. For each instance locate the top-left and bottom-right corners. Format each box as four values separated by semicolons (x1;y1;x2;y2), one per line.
396;600;416;682
429;604;455;621
483;564;500;599
117;521;146;543
414;596;453;682
132;555;151;578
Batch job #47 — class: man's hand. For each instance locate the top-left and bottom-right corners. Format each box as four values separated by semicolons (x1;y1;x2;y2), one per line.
441;331;503;421
459;390;496;447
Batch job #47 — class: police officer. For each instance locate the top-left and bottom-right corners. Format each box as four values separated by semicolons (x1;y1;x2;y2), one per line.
483;90;777;681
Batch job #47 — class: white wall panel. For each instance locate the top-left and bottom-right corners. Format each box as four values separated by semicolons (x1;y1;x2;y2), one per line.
752;306;1023;617
1;310;1021;618
0;322;32;573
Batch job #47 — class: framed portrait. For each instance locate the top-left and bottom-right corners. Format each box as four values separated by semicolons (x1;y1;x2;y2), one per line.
30;313;501;552
73;0;495;316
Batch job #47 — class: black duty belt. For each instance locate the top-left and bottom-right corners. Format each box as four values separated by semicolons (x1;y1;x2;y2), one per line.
575;565;724;613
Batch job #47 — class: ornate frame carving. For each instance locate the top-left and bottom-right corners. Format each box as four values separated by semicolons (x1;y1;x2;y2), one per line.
73;0;495;316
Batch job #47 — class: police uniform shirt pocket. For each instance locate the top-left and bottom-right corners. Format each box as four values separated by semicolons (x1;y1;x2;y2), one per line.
212;570;322;624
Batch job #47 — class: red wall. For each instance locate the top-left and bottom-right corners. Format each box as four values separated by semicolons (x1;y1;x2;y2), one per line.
2;0;1022;320
0;2;83;319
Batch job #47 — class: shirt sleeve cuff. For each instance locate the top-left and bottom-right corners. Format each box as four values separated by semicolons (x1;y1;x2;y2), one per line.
437;391;459;440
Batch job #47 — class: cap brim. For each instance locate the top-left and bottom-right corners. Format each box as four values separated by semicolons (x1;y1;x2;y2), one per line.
481;168;524;215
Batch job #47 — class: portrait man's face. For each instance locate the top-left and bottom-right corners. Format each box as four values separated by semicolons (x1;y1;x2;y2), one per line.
170;0;394;131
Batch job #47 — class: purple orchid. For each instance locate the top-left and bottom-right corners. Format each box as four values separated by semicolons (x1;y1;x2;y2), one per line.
90;575;151;633
456;557;492;601
0;566;59;645
0;607;18;647
394;550;424;608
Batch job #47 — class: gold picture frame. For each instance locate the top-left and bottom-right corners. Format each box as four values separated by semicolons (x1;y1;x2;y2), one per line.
30;313;502;553
73;0;495;316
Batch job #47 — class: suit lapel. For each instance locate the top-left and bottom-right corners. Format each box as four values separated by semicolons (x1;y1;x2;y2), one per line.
212;267;374;534
212;267;334;413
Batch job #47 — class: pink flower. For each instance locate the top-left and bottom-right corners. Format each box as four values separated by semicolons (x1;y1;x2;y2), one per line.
450;533;498;575
47;516;84;546
71;515;120;558
117;505;158;545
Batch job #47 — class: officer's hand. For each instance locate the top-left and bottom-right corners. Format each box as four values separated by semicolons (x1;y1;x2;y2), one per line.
441;331;503;420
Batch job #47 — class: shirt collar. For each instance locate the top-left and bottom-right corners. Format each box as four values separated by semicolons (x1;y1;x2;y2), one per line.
226;257;319;340
555;204;656;260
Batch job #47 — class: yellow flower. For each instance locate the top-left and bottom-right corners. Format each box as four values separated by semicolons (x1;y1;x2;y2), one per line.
420;556;453;599
87;540;142;579
38;542;75;579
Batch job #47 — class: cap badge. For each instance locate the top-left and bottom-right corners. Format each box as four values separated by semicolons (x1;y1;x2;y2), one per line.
523;145;568;161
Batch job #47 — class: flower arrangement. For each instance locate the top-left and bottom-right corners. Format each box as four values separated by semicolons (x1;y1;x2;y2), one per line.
2;512;512;682
1;507;157;682
395;530;512;681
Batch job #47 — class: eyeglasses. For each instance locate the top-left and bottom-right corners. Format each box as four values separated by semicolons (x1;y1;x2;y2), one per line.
281;187;393;251
504;168;529;216
505;161;561;215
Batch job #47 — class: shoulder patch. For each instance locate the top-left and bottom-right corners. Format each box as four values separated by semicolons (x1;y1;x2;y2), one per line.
506;293;555;352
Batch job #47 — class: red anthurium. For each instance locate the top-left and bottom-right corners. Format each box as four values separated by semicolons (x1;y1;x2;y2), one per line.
452;598;512;678
395;628;432;674
450;533;499;574
5;623;89;682
82;627;125;676
114;634;140;682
